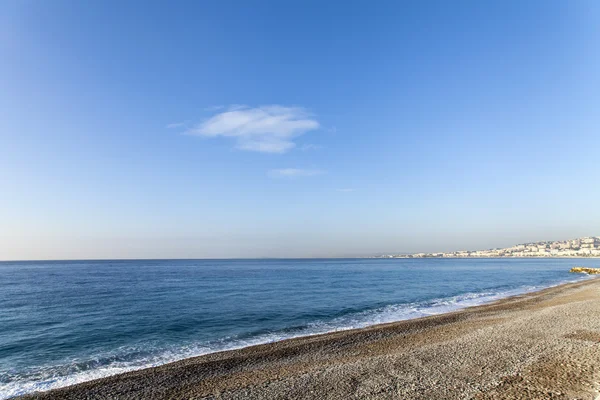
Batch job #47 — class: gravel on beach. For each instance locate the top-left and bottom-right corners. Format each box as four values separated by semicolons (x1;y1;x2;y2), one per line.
21;278;600;400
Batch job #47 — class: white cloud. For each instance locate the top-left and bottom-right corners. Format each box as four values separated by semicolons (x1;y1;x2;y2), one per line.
268;168;325;178
186;105;320;153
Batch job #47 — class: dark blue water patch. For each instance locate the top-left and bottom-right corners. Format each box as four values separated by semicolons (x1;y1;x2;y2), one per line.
0;258;597;398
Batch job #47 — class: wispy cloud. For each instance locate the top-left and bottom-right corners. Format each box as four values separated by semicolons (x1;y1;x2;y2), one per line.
299;144;323;151
203;105;225;112
166;122;186;129
186;105;320;153
268;168;325;178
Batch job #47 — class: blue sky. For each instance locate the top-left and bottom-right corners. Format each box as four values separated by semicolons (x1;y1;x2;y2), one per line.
1;1;599;259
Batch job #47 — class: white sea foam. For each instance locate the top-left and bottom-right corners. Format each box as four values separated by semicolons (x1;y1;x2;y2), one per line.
0;274;594;399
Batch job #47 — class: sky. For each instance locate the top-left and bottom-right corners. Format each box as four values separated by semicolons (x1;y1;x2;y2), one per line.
1;1;600;259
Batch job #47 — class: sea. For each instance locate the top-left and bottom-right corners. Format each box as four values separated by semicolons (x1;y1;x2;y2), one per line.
1;258;598;399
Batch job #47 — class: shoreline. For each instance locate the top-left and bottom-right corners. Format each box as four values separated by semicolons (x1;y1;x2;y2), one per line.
20;276;600;399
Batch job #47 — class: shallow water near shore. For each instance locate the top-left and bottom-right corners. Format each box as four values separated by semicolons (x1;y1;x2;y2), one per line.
0;258;598;399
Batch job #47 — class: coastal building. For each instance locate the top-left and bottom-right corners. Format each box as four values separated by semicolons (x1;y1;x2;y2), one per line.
378;236;600;259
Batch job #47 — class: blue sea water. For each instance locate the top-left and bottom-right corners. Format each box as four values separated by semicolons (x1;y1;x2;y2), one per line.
0;258;597;398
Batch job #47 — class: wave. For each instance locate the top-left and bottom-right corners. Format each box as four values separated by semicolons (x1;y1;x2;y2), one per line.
0;274;593;399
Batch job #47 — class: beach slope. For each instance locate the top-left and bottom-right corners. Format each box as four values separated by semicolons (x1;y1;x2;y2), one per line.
22;278;600;400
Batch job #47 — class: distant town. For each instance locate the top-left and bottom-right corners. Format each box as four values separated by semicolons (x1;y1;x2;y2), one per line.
378;236;600;258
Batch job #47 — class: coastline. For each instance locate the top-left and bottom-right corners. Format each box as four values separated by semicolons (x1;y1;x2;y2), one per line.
376;237;600;259
20;277;600;400
373;256;600;259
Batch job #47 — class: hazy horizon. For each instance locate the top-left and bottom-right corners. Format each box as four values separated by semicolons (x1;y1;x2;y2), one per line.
1;233;598;261
2;1;600;260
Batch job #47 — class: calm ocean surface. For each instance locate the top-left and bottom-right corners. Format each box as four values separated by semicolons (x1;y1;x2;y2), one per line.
1;258;597;398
